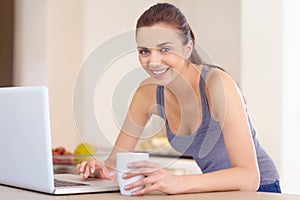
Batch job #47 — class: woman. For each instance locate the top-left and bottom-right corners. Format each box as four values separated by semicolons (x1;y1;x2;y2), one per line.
77;3;280;195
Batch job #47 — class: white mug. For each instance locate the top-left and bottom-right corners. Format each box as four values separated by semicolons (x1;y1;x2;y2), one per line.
116;152;149;195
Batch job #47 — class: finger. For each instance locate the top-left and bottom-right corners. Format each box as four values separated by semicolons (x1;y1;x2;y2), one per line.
89;159;112;180
128;160;160;169
125;176;158;195
123;168;151;179
76;164;81;174
125;176;153;190
95;162;113;179
88;158;99;174
82;159;100;179
123;166;163;179
82;163;91;179
132;184;159;196
77;161;88;173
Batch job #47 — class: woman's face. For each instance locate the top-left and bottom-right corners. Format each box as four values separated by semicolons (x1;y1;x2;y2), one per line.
136;24;192;85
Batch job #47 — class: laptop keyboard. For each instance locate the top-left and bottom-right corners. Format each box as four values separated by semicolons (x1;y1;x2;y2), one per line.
54;179;90;187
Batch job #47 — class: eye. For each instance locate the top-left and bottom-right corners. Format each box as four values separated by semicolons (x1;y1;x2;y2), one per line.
139;49;149;55
160;47;171;53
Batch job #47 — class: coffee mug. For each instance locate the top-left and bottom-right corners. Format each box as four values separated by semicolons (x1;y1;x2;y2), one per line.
116;152;149;195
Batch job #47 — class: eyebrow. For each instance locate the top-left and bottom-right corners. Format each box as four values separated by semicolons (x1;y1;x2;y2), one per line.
137;42;174;49
157;42;174;47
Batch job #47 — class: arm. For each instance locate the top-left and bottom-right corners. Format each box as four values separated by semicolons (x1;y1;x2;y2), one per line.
178;69;260;192
77;84;155;179
124;69;260;194
105;85;153;167
196;68;260;191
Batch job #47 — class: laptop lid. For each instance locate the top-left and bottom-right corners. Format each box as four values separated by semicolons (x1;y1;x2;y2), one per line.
0;86;119;194
0;86;55;193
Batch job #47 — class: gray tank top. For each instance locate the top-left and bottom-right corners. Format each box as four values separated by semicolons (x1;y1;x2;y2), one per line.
156;65;279;185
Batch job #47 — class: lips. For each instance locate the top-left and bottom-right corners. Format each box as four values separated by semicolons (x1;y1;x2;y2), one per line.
151;68;169;75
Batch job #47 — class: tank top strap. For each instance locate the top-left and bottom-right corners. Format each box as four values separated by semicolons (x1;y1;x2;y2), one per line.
156;85;166;119
199;65;212;123
200;65;211;82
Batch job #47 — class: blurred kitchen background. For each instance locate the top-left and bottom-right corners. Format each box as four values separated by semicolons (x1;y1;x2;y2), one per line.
1;0;299;194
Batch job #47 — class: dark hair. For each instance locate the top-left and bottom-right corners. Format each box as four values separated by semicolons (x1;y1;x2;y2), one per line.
136;3;203;65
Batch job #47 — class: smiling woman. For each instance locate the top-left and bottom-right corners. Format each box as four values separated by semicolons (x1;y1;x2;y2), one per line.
76;2;280;195
136;26;193;86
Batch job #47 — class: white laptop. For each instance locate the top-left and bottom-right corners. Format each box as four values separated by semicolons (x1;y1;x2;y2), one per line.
0;86;119;194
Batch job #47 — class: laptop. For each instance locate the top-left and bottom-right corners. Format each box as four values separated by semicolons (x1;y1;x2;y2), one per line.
0;86;119;194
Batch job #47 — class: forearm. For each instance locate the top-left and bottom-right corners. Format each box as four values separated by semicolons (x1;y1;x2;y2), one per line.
177;167;260;194
104;131;141;168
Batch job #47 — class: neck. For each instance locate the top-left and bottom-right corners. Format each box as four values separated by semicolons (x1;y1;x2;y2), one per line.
165;63;201;100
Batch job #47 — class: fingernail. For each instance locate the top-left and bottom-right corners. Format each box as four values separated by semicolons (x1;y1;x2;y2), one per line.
109;171;116;177
124;185;129;190
83;173;87;178
127;163;133;168
90;168;95;173
122;173;127;178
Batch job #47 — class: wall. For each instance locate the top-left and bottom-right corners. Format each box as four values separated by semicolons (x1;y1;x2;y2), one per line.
282;0;300;194
14;0;49;86
14;0;84;151
241;0;300;194
47;0;85;152
172;0;241;83
241;0;283;180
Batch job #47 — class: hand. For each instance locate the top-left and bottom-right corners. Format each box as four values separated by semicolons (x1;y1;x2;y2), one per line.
122;160;184;195
76;158;116;180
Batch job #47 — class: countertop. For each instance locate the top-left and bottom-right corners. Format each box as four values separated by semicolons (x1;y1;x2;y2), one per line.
1;185;300;200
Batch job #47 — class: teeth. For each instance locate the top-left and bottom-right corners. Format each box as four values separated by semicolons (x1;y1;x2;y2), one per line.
152;68;168;75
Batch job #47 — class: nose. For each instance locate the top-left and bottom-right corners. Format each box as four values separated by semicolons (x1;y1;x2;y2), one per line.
149;50;162;65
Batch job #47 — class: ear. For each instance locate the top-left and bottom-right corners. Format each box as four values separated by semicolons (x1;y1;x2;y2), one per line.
184;40;193;59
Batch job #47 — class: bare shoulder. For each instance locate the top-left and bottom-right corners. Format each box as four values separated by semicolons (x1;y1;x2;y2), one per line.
205;66;241;97
130;77;158;114
135;78;157;99
204;66;244;120
205;66;236;87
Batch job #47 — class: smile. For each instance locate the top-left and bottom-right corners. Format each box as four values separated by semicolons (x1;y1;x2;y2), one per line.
152;68;169;75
